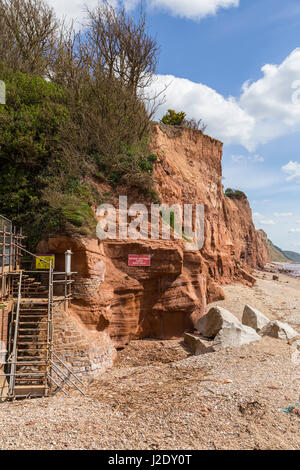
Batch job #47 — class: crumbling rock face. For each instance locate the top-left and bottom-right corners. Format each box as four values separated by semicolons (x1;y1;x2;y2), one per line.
151;124;270;274
38;125;270;353
40;237;208;349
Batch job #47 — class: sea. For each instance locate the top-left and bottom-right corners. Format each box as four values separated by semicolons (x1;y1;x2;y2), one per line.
279;263;300;278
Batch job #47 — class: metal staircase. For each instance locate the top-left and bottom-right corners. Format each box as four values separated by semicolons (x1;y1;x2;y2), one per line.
1;217;85;400
3;259;85;400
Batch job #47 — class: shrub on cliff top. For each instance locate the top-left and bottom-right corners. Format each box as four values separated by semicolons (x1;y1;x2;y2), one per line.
161;109;207;131
225;188;247;200
161;109;186;126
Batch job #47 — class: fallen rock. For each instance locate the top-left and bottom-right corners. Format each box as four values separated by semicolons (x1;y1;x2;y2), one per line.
197;307;240;338
289;337;300;349
284;313;300;333
238;268;256;286
261;321;299;341
242;305;270;332
273;275;279;281
213;323;261;350
184;333;212;355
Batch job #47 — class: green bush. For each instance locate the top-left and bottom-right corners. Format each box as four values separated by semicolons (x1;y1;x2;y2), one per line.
161;109;186;126
225;188;247;200
148;153;158;163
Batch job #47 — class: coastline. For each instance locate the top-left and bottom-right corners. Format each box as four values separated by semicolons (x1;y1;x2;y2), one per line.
210;268;300;329
266;262;300;279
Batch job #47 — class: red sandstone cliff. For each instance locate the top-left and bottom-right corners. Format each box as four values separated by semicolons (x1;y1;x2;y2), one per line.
39;124;270;368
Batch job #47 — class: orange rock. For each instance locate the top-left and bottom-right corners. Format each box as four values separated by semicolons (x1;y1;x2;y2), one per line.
38;125;270;351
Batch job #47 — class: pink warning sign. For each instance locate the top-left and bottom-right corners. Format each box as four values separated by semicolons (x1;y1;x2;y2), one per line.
128;255;151;267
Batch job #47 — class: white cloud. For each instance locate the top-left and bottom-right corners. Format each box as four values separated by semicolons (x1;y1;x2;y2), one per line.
150;74;256;149
282;161;300;183
252;154;264;163
274;212;293;217
48;0;238;24
231;154;245;162
47;2;300;151
260;220;276;225
289;228;300;233
231;153;264;163
240;49;300;147
48;0;117;26
149;49;300;150
124;0;239;20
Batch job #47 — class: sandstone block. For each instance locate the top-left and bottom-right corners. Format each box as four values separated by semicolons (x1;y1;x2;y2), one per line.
261;321;299;341
242;305;269;332
196;307;240;338
184;333;212;355
213;323;261;350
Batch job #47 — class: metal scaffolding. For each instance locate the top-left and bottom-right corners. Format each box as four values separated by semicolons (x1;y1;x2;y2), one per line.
0;215;84;400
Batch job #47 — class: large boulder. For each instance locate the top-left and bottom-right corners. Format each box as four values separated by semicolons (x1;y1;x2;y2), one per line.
197;307;240;338
242;305;269;332
213;323;261;350
261;321;299;341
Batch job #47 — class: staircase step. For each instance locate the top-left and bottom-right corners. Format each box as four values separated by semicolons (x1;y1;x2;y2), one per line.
16;374;46;377
14;385;46;397
18;336;46;340
18;332;47;336
15;357;47;361
19;329;47;332
19;314;48;317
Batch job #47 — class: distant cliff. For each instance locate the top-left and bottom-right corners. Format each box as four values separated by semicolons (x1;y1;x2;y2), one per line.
283;251;300;263
260;231;296;263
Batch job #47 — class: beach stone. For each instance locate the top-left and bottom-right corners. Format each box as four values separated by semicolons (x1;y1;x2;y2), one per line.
242;305;270;332
284;313;300;333
261;321;299;341
197;307;240;338
184;333;212;355
273;275;279;281
289;337;300;349
213;323;261;350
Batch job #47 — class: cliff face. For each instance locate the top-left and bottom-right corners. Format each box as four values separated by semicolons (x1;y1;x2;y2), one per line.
39;125;270;362
151;124;270;274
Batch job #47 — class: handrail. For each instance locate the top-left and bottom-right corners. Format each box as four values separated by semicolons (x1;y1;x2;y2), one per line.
50;360;85;396
47;374;68;396
51;351;85;387
8;270;22;396
45;261;53;396
11;243;52;266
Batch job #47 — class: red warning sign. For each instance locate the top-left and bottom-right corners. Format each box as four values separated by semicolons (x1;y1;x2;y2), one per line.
128;255;151;267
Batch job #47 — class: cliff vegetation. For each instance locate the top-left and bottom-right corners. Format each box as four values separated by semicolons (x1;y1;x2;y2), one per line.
0;0;159;248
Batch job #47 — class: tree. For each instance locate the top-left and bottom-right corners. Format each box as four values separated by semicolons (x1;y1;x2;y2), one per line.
85;1;159;94
0;0;59;76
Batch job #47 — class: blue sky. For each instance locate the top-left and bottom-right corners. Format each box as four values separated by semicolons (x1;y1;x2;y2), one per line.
49;0;300;251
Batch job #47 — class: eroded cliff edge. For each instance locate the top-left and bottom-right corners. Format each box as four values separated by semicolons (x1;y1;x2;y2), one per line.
38;124;270;376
